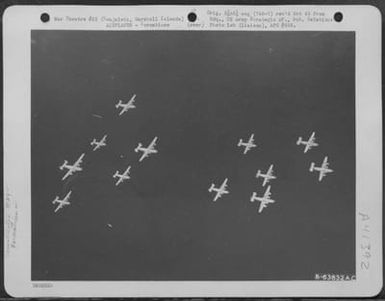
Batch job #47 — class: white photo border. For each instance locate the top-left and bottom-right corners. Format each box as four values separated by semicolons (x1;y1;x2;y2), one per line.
3;5;382;297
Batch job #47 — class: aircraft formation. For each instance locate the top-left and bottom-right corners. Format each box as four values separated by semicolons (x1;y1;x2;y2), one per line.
51;95;334;215
208;131;333;213
52;94;159;213
209;132;278;213
296;131;333;181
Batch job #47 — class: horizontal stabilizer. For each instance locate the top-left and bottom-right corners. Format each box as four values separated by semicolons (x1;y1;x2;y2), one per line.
59;161;68;170
134;143;142;152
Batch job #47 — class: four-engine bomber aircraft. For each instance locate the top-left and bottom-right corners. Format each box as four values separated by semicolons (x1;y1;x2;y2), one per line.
135;136;158;162
113;165;132;186
90;134;107;151
52;190;72;213
296;131;318;153
310;156;333;181
116;94;136;116
256;164;276;186
208;178;229;202
59;153;85;180
54;118;334;216
250;185;275;213
238;133;257;154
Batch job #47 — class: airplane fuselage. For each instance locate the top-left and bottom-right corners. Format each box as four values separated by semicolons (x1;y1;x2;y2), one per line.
60;163;82;180
297;133;318;153
115;177;125;186
258;173;275;180
257;173;276;186
135;141;158;161
313;167;332;173
53;200;70;212
299;141;314;147
91;142;105;150
251;196;274;213
211;189;228;201
61;164;82;172
299;140;317;151
114;175;129;186
118;104;135;113
136;146;157;154
210;187;228;194
239;142;255;149
239;142;248;146
61;163;80;170
252;196;274;203
60;154;85;180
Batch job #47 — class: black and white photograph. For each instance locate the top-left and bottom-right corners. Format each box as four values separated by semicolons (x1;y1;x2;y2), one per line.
3;5;382;297
31;30;356;281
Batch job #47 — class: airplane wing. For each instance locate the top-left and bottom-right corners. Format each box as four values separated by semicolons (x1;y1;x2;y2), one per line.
62;169;73;180
310;132;316;143
221;178;228;190
129;94;136;105
263;185;271;198
139;152;148;162
322;156;329;169
149;137;158;149
267;164;274;176
258;198;275;213
114;173;123;185
64;191;72;201
258;203;267;213
262;177;268;186
101;135;107;143
213;192;219;202
54;200;70;212
54;204;63;213
249;134;254;144
123;166;131;176
304;132;316;153
75;153;85;166
213;191;222;202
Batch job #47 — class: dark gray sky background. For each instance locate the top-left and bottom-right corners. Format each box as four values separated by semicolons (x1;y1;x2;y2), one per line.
31;30;355;280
